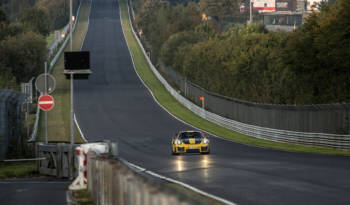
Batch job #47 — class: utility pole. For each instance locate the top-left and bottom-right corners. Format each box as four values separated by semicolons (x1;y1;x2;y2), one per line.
249;0;253;25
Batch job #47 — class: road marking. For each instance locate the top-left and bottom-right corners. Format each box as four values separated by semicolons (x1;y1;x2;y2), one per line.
123;160;237;205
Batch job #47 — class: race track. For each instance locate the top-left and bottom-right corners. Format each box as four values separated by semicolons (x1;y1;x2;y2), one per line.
74;0;350;204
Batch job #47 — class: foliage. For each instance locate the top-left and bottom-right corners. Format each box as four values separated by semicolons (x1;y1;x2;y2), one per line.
21;8;50;36
135;0;201;60
0;8;7;23
0;0;36;22
1;31;47;83
36;0;81;30
134;0;350;105
0;63;17;89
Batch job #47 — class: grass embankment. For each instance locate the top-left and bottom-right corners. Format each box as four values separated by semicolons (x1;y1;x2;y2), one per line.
37;0;91;143
46;32;56;48
73;189;94;205
119;0;350;155
0;162;39;179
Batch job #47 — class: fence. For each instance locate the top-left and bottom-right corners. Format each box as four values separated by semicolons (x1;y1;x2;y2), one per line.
126;1;350;149
87;152;225;205
0;89;28;160
37;143;78;178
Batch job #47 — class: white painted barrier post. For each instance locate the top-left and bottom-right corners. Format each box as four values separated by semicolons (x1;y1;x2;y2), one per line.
69;143;109;190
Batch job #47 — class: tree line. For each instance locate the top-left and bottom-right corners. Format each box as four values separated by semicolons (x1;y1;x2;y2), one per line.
0;0;80;89
133;0;349;105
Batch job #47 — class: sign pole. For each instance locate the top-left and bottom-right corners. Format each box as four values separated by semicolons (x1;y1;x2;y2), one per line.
69;0;74;146
70;0;73;51
70;73;74;145
45;62;48;144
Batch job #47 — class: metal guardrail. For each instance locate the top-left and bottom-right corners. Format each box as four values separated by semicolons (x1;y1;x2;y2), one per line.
126;3;350;149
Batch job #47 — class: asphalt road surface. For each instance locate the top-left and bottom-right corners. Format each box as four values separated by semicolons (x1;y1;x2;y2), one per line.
0;178;69;205
75;0;350;204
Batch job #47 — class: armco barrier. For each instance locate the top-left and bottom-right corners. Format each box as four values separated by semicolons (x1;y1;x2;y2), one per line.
87;152;224;205
125;1;350;149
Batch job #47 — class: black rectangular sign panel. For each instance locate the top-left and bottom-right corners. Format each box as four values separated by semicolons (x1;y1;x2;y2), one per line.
64;51;90;70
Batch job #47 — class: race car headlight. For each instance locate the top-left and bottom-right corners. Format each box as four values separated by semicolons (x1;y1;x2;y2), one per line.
203;138;209;144
175;139;182;145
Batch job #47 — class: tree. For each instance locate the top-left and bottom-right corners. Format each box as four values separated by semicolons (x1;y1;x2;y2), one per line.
0;63;17;89
1;31;47;83
21;7;50;36
0;8;7;23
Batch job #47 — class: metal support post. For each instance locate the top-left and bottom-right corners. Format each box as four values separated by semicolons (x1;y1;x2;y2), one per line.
70;0;73;51
70;73;74;145
69;0;74;146
45;62;48;144
26;99;29;138
184;77;187;97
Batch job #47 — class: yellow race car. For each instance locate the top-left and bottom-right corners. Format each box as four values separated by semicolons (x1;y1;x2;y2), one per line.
171;131;210;155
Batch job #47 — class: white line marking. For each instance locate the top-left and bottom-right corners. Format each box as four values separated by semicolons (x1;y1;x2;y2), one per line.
74;114;88;142
119;2;238;205
38;101;53;104
74;0;92;144
122;159;238;205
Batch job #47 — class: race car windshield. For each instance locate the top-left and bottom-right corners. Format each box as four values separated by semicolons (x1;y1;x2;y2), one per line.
180;132;202;139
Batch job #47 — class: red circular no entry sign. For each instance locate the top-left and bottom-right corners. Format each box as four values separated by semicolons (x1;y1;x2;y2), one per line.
38;94;55;111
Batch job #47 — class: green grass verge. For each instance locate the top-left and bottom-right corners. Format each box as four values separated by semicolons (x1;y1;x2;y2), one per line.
73;189;94;205
37;1;91;143
0;162;39;179
46;32;56;48
119;0;350;156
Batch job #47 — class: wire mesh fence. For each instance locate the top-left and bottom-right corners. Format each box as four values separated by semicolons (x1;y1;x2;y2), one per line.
0;89;28;159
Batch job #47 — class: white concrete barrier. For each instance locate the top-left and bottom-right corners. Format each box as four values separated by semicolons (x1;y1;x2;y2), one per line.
69;142;109;190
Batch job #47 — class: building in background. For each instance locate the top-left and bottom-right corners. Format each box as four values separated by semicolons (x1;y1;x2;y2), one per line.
307;0;326;11
253;0;276;12
257;0;327;31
